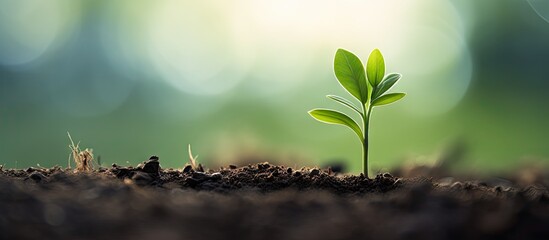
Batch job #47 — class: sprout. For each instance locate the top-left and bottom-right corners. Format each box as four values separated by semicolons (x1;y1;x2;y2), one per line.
309;49;405;176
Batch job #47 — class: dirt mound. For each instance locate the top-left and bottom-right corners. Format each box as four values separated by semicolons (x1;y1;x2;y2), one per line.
0;157;548;240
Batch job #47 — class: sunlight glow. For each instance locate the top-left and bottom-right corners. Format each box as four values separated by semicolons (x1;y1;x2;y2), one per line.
143;0;471;114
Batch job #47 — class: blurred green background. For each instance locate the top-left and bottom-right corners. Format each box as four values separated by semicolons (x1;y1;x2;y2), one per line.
1;0;549;174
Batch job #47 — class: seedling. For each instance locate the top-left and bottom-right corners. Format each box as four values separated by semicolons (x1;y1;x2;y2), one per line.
309;49;405;176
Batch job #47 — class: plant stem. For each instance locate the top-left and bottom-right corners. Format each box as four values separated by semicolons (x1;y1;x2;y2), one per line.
362;102;372;177
362;103;373;177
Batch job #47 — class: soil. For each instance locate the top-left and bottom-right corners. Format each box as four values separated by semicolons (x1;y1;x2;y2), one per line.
1;156;548;240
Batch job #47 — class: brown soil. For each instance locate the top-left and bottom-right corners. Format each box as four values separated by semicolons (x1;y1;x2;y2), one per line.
1;156;548;240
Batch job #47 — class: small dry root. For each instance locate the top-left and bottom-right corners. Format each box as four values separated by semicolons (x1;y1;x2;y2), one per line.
68;132;94;172
187;144;204;172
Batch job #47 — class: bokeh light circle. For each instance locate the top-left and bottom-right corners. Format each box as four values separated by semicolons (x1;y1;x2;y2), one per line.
391;26;473;116
0;1;75;66
146;0;246;96
527;0;549;23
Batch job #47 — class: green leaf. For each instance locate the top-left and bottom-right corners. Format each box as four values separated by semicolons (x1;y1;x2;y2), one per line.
372;73;401;100
334;49;369;103
366;49;385;86
326;95;362;115
373;93;405;106
309;109;363;141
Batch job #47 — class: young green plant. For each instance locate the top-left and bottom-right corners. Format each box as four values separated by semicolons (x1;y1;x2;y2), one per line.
309;49;405;176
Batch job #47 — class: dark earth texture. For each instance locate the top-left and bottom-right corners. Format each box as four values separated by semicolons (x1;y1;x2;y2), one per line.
1;156;548;240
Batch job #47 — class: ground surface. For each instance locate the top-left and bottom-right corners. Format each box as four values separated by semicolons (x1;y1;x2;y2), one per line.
1;156;548;240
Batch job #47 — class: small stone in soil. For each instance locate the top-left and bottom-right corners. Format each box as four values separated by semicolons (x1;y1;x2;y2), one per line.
28;172;47;183
258;163;270;170
142;158;160;174
210;173;222;181
197;164;205;172
182;165;193;173
309;169;320;176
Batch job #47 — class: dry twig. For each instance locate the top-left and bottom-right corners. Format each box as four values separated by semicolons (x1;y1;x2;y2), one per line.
68;132;94;172
187;144;203;172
